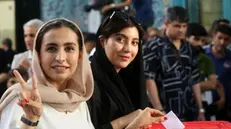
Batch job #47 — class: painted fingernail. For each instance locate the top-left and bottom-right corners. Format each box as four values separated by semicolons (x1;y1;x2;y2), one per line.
164;117;167;120
17;103;24;107
24;98;29;103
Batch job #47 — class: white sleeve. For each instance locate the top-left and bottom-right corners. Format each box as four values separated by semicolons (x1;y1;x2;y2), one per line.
11;55;20;69
0;98;24;129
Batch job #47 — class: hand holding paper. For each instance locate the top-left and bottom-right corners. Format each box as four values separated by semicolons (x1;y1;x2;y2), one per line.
162;111;185;129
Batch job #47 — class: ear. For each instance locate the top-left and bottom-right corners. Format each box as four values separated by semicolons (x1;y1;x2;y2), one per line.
98;35;106;48
78;51;82;60
164;20;169;28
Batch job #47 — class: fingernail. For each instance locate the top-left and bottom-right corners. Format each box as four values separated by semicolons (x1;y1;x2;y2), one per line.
17;103;24;107
24;98;29;103
164;117;167;120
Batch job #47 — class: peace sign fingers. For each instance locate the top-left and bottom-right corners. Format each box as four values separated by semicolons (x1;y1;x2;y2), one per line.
31;70;38;90
13;70;27;89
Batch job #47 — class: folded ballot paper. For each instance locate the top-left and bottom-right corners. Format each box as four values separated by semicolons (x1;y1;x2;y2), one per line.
162;111;185;129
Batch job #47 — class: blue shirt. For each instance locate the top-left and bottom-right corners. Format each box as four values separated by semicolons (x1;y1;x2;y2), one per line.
133;0;154;27
204;44;231;105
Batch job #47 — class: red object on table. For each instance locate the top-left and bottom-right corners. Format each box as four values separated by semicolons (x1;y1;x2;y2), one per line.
149;121;231;129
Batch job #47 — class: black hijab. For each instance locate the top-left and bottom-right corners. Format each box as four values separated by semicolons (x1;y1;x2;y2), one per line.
91;11;147;113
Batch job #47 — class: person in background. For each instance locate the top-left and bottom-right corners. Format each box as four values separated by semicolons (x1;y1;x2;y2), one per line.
143;6;205;121
146;26;159;41
186;23;225;120
11;19;44;71
7;68;29;88
88;11;166;129
83;32;96;56
204;24;231;121
0;48;7;97
84;0;133;19
1;38;15;69
209;18;230;37
0;38;15;97
132;0;154;30
0;18;94;129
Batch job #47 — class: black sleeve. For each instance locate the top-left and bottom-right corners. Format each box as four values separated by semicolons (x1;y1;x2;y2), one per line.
87;82;113;129
143;38;161;80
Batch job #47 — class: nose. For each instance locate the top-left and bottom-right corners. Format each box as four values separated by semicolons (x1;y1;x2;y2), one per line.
123;42;131;52
55;49;66;63
220;39;225;45
198;40;204;46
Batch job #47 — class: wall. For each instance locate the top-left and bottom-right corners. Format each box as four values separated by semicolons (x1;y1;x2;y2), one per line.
41;0;90;31
200;0;222;30
0;0;15;49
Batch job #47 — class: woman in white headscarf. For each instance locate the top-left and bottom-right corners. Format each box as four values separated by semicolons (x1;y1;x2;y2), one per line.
0;18;94;129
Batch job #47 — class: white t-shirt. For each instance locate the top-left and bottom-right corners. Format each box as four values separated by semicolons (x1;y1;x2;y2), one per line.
11;50;32;69
0;98;94;129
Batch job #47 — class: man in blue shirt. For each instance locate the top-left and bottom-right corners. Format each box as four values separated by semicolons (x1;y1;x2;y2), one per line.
204;24;231;121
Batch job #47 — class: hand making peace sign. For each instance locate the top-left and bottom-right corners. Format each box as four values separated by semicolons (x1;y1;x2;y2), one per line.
13;70;43;122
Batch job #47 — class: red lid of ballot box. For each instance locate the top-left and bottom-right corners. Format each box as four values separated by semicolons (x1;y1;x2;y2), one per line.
150;121;231;129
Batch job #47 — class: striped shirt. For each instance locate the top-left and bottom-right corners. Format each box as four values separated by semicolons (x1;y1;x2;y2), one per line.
143;36;200;120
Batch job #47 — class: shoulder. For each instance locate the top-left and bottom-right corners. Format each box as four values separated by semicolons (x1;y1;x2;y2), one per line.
200;53;213;63
203;44;212;54
145;36;166;48
13;51;29;59
0;98;24;129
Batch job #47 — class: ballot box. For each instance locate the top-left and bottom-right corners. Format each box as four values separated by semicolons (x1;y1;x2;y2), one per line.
150;121;231;129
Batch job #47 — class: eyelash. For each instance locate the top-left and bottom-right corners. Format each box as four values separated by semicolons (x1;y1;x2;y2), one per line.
46;47;75;53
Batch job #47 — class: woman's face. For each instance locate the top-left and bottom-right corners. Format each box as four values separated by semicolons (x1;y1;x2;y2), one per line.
39;27;80;84
102;26;139;72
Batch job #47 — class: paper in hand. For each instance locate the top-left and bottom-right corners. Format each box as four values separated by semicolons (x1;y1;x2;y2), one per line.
162;111;185;129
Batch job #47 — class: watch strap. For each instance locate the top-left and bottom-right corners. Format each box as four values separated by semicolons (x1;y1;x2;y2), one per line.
21;115;39;126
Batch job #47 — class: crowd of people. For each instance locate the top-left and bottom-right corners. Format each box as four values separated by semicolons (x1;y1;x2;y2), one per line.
0;2;230;129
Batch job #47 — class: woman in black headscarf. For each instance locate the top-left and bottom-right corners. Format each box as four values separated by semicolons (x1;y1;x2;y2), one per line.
88;11;166;129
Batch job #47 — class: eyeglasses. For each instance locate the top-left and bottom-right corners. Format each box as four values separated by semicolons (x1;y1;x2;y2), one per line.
100;11;144;37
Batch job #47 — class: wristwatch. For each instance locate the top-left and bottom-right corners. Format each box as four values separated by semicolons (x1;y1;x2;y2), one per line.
21;115;39;126
199;108;205;113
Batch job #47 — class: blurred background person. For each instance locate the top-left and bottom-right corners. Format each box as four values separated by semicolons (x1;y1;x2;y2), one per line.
204;24;231;121
209;18;230;37
146;26;159;41
11;19;44;71
7;68;29;88
83;32;96;56
84;0;133;19
0;38;15;97
186;23;225;120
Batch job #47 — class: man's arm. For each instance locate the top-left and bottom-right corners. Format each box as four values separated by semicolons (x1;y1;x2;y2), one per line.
146;79;164;110
192;83;203;109
200;74;217;91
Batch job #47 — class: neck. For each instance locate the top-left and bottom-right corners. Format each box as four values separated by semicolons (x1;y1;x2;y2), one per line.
166;31;181;50
115;67;121;73
211;45;225;58
49;79;67;91
170;38;181;50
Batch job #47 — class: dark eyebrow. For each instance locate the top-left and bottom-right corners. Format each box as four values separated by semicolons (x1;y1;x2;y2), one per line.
63;42;77;46
45;43;57;46
45;42;77;46
115;33;139;40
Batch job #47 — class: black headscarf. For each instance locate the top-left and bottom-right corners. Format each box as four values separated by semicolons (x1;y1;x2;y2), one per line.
91;11;147;110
